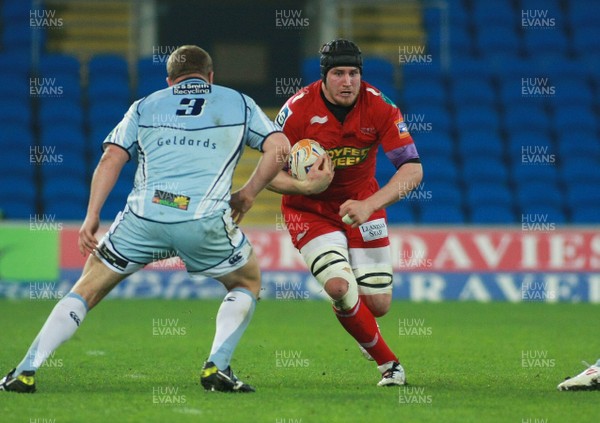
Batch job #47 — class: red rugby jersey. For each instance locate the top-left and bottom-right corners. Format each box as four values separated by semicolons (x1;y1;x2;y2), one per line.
275;80;418;209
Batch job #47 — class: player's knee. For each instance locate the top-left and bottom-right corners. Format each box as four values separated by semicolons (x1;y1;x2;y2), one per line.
324;277;349;301
217;255;261;297
361;294;391;317
355;266;393;316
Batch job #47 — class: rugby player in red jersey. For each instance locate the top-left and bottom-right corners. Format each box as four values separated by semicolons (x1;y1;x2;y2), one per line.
269;39;423;386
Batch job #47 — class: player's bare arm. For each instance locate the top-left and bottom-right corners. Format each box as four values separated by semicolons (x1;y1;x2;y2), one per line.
339;162;423;228
267;153;334;195
78;144;129;256
230;132;290;224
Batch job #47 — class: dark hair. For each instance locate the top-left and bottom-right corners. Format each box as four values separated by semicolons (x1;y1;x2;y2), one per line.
167;45;213;81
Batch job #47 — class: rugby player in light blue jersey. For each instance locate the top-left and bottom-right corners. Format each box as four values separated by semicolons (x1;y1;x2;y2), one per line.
1;45;291;393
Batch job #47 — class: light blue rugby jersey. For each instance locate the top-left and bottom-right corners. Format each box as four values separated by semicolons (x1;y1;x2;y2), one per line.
103;78;278;223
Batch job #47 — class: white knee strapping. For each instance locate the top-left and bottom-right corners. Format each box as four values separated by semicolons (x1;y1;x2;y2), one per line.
302;246;359;310
354;265;393;296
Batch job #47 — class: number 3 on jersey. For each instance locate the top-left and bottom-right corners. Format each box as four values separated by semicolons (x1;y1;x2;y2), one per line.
176;98;206;116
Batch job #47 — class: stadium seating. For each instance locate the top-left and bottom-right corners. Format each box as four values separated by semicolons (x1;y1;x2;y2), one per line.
419;203;465;224
449;78;496;106
457;130;504;158
1;0;598;225
136;57;168;98
470;205;516;224
466;182;513;209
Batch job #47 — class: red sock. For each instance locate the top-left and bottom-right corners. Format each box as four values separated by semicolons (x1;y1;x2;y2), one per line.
334;299;398;366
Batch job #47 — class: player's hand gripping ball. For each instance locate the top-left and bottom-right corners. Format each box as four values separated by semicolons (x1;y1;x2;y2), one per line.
288;139;327;181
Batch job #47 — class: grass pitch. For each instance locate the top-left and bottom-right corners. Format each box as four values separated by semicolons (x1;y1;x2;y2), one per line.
0;299;598;422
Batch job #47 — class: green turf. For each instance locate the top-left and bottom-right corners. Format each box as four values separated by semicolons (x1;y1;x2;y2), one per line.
0;299;598;422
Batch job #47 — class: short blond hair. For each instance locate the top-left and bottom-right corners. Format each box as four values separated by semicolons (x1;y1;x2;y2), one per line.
167;45;213;81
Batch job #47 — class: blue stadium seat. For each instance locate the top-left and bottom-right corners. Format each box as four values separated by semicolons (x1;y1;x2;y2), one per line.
447;1;469;24
504;105;550;132
400;104;451;134
566;183;600;209
29;73;82;101
560;159;600;185
363;57;394;82
40;124;86;155
301;56;320;83
0;123;35;150
537;58;586;81
498;77;539;108
470;205;516;224
549;78;593;107
0;175;36;219
475;25;520;59
447;25;474;56
0;74;30;98
557;130;600;160
523;29;568;58
419;203;465;224
101;197;127;221
520;0;560;11
1;23;36;51
516;181;564;209
507;131;553;159
472;0;515;27
402;79;446;107
449;78;496;106
0;149;35;180
410;131;453;158
39;98;84;127
552;106;597;133
466;182;513;208
385;202;415;224
375;148;397;182
422;155;459;183
88;100;128;132
136;57;168;98
88;77;131;104
0;98;32;126
0;51;32;77
449;58;491;80
1;0;34;19
461;158;509;183
455;105;500;132
571;206;600;224
567;2;600;27
497;59;538;79
511;162;559;185
40;149;88;179
89;54;129;80
42;175;88;218
39;54;80;80
457;130;504;158
425;181;462;208
401;59;443;84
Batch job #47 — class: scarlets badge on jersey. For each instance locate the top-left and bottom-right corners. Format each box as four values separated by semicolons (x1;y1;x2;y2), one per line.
275;105;291;128
395;119;411;138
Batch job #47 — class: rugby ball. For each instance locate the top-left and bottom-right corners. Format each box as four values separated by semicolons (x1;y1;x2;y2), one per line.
288;139;326;181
